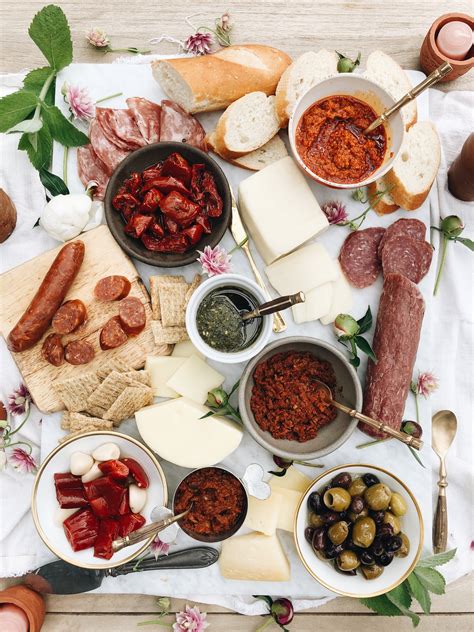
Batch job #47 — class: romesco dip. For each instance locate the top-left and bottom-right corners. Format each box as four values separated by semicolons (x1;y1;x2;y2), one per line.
295;95;387;184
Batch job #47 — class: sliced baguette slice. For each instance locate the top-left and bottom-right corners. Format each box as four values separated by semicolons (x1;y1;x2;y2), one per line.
384;121;441;211
208;132;288;171
275;50;339;127
367;177;399;215
213;92;281;158
363;50;417;130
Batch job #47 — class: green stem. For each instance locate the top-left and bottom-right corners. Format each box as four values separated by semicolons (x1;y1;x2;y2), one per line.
137;621;172;628
106;47;152;54
255;616;275;632
433;236;449;296
295;459;324;468
95;92;123;104
7;408;31;439
63;146;69;186
414;393;420;424
31;70;56;123
349;337;358;363
5;440;32;451
356;437;391;449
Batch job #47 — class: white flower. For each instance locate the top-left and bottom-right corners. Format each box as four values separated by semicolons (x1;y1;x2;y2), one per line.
39;194;103;242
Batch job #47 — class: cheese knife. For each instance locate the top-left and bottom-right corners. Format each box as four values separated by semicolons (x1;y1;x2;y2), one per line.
23;547;219;595
230;191;287;333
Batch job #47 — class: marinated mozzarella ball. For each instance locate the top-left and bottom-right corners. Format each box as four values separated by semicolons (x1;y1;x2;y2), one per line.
92;442;120;462
70;451;93;476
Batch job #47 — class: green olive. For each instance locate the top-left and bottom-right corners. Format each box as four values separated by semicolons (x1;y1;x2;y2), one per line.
361;563;384;580
308;512;325;528
352;516;376;548
383;511;401;535
348;477;367;497
337;550;360;571
364;483;392;511
323;487;351;512
328;521;349;545
389;492;407;517
395;533;410;558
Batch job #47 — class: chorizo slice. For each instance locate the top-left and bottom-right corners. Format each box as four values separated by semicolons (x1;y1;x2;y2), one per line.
52;299;87;335
100;316;128;350
94;276;131;302
118;297;146;336
377;218;426;259
64;340;95;365
339;227;385;288
42;333;65;367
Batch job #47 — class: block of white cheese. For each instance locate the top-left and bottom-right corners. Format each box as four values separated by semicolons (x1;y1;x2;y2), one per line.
166;354;224;404
171;339;205;359
320;262;353;325
265;242;339;295
269;466;311;493
135;398;242;468
145;355;186;398
274;487;304;532
244;492;283;536
219;533;290;581
292;281;333;324
238;156;329;265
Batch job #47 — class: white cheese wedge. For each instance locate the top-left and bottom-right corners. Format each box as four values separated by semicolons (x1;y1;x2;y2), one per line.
269;466;311;493
219;533;291;581
171;339;205;359
166;355;224;404
265;242;339;295
135;398;242;468
244;491;283;536
320;261;353;325
292;281;333;324
145;355;186;398
238;156;329;265
274;487;304;532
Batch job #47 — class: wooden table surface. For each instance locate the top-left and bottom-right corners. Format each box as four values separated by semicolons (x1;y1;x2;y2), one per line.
0;0;473;630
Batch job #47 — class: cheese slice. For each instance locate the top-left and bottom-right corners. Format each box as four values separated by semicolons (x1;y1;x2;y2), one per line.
135;398;242;468
166;355;224;404
320;262;353;325
171;340;205;359
269;466;311;493
219;533;290;581
265;242;339;295
145;355;186;398
292;281;333;324
275;487;304;532
238;156;329;265
244;491;283;536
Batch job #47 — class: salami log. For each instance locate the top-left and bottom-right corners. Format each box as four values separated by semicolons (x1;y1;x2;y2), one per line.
95;107;146;150
7;241;85;352
42;333;65;367
377;218;426;259
338;227;385;288
89;119;129;175
360;273;425;439
94;276;131;302
100;316;128;350
77;145;109;200
64;340;95;365
126;97;161;144
118;297;146;335
160;100;207;151
52;299;87;335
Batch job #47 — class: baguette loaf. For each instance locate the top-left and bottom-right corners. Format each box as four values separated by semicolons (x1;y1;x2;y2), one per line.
152;45;291;113
208;132;288;171
367;177;399;215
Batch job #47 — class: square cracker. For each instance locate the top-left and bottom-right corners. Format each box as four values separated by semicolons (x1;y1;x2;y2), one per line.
53;372;100;412
59;419;113;443
184;274;202;306
85;370;138;417
103;385;153;425
151;320;189;345
68;413;111;432
159;283;189;328
96;357;131;381
150;275;185;320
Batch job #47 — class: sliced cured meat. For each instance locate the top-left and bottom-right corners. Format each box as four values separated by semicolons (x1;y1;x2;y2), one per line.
360;273;425;439
377;218;426;259
118;297;146;335
64;340;95;365
419;241;434;278
89;119;129;176
381;236;433;283
100;316;128;350
52;299;87;335
95;107;146;150
339;227;385;288
126;97;161;144
160;100;207;151
94;276;131;302
77;145;109;199
42;333;64;366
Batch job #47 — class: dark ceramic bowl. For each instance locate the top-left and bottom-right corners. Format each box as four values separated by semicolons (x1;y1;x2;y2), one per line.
104;142;232;267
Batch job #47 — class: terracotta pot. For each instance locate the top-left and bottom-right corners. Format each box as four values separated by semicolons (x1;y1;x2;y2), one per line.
420;13;474;81
0;585;45;631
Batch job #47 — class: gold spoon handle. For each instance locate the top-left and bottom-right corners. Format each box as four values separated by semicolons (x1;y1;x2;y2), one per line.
332;400;423;450
433;461;448;553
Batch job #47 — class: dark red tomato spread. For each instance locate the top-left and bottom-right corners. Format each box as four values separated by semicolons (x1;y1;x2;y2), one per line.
174;467;246;537
112;152;223;253
295;95;387;184
250;351;337;442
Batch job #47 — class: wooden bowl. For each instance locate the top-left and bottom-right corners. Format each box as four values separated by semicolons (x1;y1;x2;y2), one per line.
104;142;231;267
420;13;474;81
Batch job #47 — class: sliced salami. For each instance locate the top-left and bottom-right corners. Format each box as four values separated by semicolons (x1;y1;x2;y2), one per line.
89;119;130;176
96;107;146;150
339;227;385;288
381;236;433;284
52;299;87;335
64;340;95;365
77;145;109;199
42;333;64;367
377;218;426;259
419;241;434;279
94;276;131;302
160;100;207;151
100;316;128;350
118;297;146;336
126;97;161;144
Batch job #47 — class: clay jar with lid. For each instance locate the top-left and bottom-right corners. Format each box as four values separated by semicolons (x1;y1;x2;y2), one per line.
420;13;474;81
0;585;46;631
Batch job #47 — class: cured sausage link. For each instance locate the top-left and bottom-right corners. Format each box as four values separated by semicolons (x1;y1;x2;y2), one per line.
360;273;425;439
7;241;85;353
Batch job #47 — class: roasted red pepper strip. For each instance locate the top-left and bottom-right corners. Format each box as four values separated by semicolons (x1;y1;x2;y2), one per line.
118;512;146;537
182;223;204;245
118;489;131;515
98;459;130;481
142;233;189;253
112;192;140;213
94;518;120;560
121;458;149;489
160;191;201;227
139;188;163;214
124;214;152;238
161;152;192;187
141;176;191;197
63;508;99;552
84;476;126;514
89;496;112;519
54;472;83;490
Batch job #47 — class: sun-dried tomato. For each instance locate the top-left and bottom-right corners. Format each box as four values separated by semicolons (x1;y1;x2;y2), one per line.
124;172;142;195
196;214;212;234
141;176;191;197
161;152;192;187
139;188;163;213
112;192;140;213
160;191;201;227
124;214;152;238
141;233;189;253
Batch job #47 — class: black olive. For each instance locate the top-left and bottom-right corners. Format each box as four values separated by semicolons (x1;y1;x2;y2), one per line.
330;472;352;489
304;527;315;544
323;511;339;525
360;551;375;566
311;527;327;552
350;496;365;515
370;510;385;524
325;543;344;559
379;523;394;537
371;539;385;558
363;473;380;487
378;551;395;566
307;491;323;514
386;535;403;552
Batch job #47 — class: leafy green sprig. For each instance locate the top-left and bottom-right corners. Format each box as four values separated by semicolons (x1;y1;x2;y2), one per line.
339;184;394;230
334;307;376;369
201;381;242;424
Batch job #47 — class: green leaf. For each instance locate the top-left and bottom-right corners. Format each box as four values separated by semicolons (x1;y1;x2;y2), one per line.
407;572;431;614
417;549;456;569
413;567;446;595
455;236;474;251
39;169;69;196
23;66;55;105
355;336;377;362
0;90;38;132
357;306;373;334
7;117;43;134
22;124;53;171
28;5;72;71
385;583;420;627
360;594;404;617
41;104;89;147
349;355;360;368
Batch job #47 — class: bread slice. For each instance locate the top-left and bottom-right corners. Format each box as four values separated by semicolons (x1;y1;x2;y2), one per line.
275;50;339;127
152;44;291;113
363;51;417;130
384;122;441;210
367;177;399;215
208;132;288;171
212;92;281;158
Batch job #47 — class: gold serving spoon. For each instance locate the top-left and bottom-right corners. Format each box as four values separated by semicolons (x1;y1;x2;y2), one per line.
312;379;423;450
364;62;452;134
432;410;457;553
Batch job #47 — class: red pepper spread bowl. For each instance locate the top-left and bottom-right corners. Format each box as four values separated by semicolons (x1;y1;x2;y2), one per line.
104;142;232;267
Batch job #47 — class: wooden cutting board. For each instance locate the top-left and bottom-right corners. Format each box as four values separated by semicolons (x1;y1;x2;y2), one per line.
0;225;165;413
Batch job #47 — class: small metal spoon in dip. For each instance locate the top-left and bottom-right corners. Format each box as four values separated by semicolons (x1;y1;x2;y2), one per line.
432;410;457;553
241;291;305;321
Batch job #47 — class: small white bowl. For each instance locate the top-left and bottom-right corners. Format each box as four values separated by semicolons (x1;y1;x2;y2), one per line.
32;431;168;570
186;273;273;364
288;74;405;189
294;464;423;598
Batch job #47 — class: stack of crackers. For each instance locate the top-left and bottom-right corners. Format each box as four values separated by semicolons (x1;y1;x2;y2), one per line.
53;358;153;442
150;273;201;346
